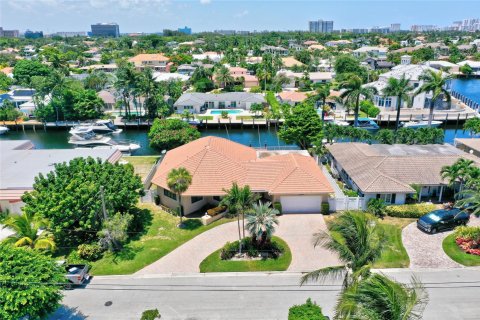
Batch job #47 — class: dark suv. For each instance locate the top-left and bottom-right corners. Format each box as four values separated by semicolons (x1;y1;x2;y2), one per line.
417;208;470;234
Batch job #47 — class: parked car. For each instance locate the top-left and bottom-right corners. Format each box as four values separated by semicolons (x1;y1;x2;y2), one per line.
62;263;91;289
417;208;470;234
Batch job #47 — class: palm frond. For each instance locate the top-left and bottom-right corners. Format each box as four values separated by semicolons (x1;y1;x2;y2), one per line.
300;265;346;285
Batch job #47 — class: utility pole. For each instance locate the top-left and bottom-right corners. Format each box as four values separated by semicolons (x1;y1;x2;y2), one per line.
100;186;108;220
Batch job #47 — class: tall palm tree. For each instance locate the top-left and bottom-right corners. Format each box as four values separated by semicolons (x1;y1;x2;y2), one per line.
414;70;453;127
382;75;413;131
166;167;192;227
246;201;279;247
441;158;478;192
301;212;384;288
220;182;258;254
339;75;378;127
313;84;331;124
2;212;56;251
456;187;480;217
214;66;234;89
336;273;428;320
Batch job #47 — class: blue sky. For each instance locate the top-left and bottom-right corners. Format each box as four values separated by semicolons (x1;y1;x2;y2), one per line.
1;0;479;33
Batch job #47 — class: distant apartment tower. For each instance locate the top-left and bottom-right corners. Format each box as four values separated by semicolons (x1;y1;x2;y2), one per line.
309;20;334;33
177;26;192;35
53;31;86;37
390;23;401;32
410;25;438;32
24;30;44;39
370;26;390;34
91;23;120;37
0;27;19;38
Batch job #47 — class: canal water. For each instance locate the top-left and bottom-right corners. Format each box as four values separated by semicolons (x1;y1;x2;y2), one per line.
0;125;475;156
452;79;480;104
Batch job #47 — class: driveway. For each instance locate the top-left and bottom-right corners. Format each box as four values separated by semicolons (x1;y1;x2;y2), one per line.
136;214;340;275
402;215;480;269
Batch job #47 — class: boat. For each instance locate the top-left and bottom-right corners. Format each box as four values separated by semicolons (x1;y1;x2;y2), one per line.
322;116;350;127
355;118;380;132
401;120;443;129
0;126;9;135
68;128;140;154
70;120;122;134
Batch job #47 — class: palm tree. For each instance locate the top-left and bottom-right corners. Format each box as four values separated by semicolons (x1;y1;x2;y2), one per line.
441;158;478;192
336;273;428;320
339;75;378;127
456;188;480;217
313;84;331;124
214;66;234;89
2;212;56;251
301;212;384;288
246;201;279;247
414;70;453;127
166;167;192;227
220;182;258;254
382;75;413;131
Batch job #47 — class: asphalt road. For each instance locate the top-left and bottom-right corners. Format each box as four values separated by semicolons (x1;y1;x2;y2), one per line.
49;268;480;320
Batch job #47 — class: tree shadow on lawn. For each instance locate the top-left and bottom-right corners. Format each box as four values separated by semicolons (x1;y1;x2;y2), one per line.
111;244;142;264
182;219;203;230
128;207;154;241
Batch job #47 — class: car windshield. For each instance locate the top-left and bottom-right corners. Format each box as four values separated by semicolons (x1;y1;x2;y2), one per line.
425;213;441;222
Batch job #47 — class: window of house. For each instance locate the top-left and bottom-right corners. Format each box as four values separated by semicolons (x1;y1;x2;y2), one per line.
376;193;393;204
191;196;203;204
230;101;237;108
218;101;226;109
163;189;177;200
385;97;392;108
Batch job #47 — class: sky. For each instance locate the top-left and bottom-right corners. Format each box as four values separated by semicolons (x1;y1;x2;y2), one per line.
0;0;479;34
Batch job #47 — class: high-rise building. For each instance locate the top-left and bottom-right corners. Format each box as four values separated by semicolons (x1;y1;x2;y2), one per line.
52;31;86;37
91;23;120;37
390;23;401;32
178;26;192;35
410;24;438;32
0;27;19;38
309;20;334;33
24;30;43;39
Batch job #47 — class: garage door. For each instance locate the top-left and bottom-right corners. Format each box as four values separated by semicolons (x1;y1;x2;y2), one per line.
280;195;322;213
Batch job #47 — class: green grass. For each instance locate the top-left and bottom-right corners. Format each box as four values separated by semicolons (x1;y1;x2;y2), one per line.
123;156;160;166
89;203;233;275
199;236;292;272
373;221;411;268
443;233;480;267
235;115;265;121
197;115;214;121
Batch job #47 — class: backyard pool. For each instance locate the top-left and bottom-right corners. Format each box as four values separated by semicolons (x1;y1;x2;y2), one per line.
208;109;245;115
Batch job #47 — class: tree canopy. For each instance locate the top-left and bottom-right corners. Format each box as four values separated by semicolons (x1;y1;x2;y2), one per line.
278;103;323;149
22;157;144;246
148;118;201;151
13;59;51;85
0;245;66;320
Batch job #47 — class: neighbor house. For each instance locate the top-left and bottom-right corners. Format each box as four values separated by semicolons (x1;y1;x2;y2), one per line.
277;91;308;106
352;46;388;58
277;70;334;88
326;143;480;205
281;57;305;69
151;136;334;215
192;52;224;63
173;92;265;114
455;138;480;158
0;140;122;214
261;45;289;56
457;60;480;75
128;54;172;72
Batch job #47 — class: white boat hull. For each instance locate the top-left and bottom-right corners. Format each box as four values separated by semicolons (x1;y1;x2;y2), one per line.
0;126;9;135
403;121;442;129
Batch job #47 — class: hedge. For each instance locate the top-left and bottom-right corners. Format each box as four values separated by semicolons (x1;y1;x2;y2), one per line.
288;298;328;320
385;203;437;218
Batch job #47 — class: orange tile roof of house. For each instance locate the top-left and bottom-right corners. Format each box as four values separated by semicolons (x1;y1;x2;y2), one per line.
128;53;169;62
281;57;304;68
229;67;247;73
151;136;333;196
277;91;308;103
1;67;13;75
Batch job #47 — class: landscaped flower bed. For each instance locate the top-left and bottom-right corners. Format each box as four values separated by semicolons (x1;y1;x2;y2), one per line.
454;226;480;256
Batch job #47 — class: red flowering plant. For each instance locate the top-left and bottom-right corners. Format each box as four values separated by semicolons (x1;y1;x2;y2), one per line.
453;226;480;256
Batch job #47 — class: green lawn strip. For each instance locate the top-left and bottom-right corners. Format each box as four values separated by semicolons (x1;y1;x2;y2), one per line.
373;222;410;268
122;156;160;166
235;115;265;121
266;91;280;113
442;233;480;267
196;115;214;121
199;236;292;273
90;204;233;275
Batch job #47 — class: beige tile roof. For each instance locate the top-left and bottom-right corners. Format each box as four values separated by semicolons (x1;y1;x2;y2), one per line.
277;91;308;103
128;53;169;63
282;57;304;68
327;143;480;194
455;138;480;154
152;136;333;196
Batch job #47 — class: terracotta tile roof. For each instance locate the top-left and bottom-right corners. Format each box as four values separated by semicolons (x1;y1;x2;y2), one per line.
128;53;169;63
152;137;334;196
281;57;304;68
277;91;308;103
327;143;480;194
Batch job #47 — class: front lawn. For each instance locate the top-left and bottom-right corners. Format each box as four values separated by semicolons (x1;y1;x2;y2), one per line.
373;217;413;268
199;236;292;272
122;156;160;180
89;203;232;275
443;233;480;267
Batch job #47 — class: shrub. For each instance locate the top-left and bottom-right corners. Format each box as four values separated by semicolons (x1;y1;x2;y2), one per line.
288;298;328;320
221;110;229;119
454;226;480;241
207;205;227;217
220;241;239;260
385;203;437;218
360;100;380;118
140;309;161;320
344;189;359;197
77;243;104;261
273;202;282;214
220;237;284;260
66;250;88;265
367;198;386;218
321;203;329;215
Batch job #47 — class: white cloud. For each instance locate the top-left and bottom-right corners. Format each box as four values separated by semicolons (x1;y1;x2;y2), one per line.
200;0;211;5
234;10;249;18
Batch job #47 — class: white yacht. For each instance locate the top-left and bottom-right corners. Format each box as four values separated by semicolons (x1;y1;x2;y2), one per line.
402;120;443;129
69;128;140;153
0;126;9;135
70;120;122;134
323;116;350;127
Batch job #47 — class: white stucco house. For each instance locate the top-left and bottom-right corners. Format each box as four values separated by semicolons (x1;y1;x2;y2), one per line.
173;92;265;114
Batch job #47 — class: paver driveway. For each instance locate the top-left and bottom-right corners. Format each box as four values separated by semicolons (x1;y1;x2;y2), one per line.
135;214;340;275
402;215;480;269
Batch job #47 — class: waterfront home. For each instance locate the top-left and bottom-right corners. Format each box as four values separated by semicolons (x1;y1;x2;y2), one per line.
455;138;480;158
277;91;308;106
260;45;289;56
425;60;460;73
151;136;334;215
192;52;224;63
281;57;304;69
153;72;190;82
177;64;197;76
173;92;265;114
0;140;122;214
363;57;395;70
216;67;259;88
0;88;35;108
457;60;480;75
326;143;480;205
352;46;388;58
364;56;450;110
128;54;172;72
277;70;334;88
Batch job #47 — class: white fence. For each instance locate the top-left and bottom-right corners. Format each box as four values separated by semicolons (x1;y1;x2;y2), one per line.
329;196;366;212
